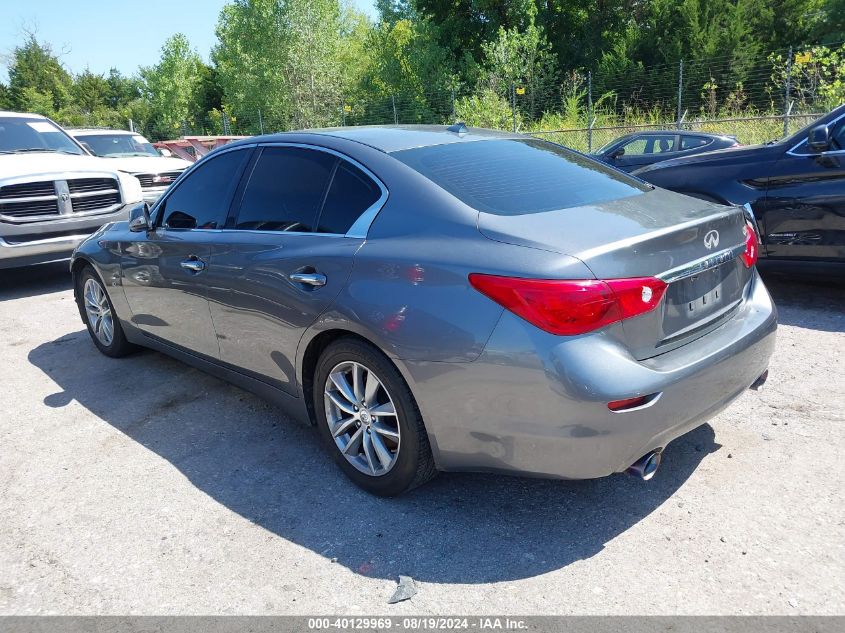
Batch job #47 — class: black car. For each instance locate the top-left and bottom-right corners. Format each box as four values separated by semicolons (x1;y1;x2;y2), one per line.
594;130;739;172
633;105;845;275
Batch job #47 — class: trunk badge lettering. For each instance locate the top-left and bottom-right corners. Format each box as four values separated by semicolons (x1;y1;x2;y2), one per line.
703;230;720;249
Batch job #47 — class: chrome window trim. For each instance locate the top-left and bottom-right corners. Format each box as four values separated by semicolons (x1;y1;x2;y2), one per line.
657;243;746;284
785;111;845;157
152;141;389;238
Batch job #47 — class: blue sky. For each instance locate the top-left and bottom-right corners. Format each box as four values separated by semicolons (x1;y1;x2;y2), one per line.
0;0;377;82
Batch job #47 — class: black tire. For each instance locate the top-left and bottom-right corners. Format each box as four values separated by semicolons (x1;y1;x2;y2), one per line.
75;265;137;358
313;337;437;496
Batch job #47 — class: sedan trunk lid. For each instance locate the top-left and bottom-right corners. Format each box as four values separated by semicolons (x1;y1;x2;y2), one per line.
477;188;752;359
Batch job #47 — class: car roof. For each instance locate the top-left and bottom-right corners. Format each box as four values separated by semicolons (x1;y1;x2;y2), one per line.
238;124;523;154
0;111;47;119
68;128;136;136
615;130;732;140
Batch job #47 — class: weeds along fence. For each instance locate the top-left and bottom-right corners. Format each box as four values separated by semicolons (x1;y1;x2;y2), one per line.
123;41;843;151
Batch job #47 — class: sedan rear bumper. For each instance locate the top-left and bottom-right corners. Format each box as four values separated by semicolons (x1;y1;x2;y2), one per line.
404;270;777;479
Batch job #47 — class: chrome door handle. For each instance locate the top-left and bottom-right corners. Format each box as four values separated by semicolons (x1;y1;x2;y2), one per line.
180;257;207;273
290;272;327;287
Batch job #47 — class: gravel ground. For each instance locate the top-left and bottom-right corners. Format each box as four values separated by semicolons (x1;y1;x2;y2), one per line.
0;262;843;615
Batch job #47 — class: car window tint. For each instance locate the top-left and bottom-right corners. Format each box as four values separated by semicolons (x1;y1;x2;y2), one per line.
162;149;249;229
832;121;845;150
394;139;649;216
680;136;712;150
236;147;336;232
620;138;648;155
623;135;675;155
318;161;381;234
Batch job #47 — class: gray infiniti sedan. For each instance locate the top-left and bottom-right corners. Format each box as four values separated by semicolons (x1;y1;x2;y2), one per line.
70;124;777;496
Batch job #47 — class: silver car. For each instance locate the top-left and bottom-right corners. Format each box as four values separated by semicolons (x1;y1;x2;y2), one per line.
70;125;777;496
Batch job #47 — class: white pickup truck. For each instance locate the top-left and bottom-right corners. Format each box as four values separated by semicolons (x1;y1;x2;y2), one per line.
68;128;191;204
0;112;143;269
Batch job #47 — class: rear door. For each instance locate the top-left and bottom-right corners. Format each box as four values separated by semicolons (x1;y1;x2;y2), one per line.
759;119;845;262
122;147;252;357
613;133;678;171
205;144;385;394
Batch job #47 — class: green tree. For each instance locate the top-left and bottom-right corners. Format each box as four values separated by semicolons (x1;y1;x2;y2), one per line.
215;0;365;131
106;68;140;109
0;83;11;110
7;33;73;113
72;68;111;115
140;33;205;136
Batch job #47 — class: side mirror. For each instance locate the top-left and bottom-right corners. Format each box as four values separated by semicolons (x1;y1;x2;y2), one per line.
128;203;151;232
807;124;830;152
158;148;173;158
610;147;625;159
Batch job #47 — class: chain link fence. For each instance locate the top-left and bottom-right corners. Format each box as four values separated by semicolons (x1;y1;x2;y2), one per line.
108;41;843;155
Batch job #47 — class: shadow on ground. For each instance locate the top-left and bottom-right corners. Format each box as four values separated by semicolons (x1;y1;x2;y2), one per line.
761;272;845;333
29;329;717;584
0;261;72;301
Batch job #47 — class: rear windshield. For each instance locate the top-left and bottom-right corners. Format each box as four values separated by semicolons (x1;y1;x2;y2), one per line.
393;138;649;215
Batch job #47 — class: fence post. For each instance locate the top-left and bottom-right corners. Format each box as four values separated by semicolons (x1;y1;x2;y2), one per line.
451;87;456;123
587;71;594;152
341;99;346;127
258;109;264;135
392;94;398;125
222;112;231;136
511;81;517;133
676;60;684;129
783;46;793;137
128;119;135;133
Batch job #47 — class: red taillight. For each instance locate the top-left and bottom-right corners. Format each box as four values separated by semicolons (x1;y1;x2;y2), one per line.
468;274;667;336
608;396;649;411
741;221;759;268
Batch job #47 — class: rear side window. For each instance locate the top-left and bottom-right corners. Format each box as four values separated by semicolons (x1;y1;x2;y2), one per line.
317;162;381;233
393;139;649;216
680;135;712;150
162;148;249;229
236;146;336;232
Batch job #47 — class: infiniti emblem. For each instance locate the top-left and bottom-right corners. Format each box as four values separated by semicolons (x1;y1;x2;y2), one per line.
703;230;720;249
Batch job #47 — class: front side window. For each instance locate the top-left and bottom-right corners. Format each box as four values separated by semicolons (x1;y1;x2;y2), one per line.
77;133;158;157
394;139;649;216
0;116;85;155
623;134;676;155
235;147;336;232
160;149;249;230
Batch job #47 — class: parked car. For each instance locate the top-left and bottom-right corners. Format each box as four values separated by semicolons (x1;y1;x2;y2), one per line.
633;105;845;275
71;125;776;496
0;112;143;269
594;130;739;172
68;129;191;203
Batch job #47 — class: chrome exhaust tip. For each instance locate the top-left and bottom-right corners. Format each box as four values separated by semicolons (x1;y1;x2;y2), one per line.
749;369;769;391
626;450;662;481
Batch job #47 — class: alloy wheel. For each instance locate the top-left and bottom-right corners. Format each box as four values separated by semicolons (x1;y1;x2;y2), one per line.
323;361;401;476
83;277;114;347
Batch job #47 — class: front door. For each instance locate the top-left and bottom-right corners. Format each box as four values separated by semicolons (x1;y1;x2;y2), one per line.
760;120;845;262
121;147;252;357
205;144;384;394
